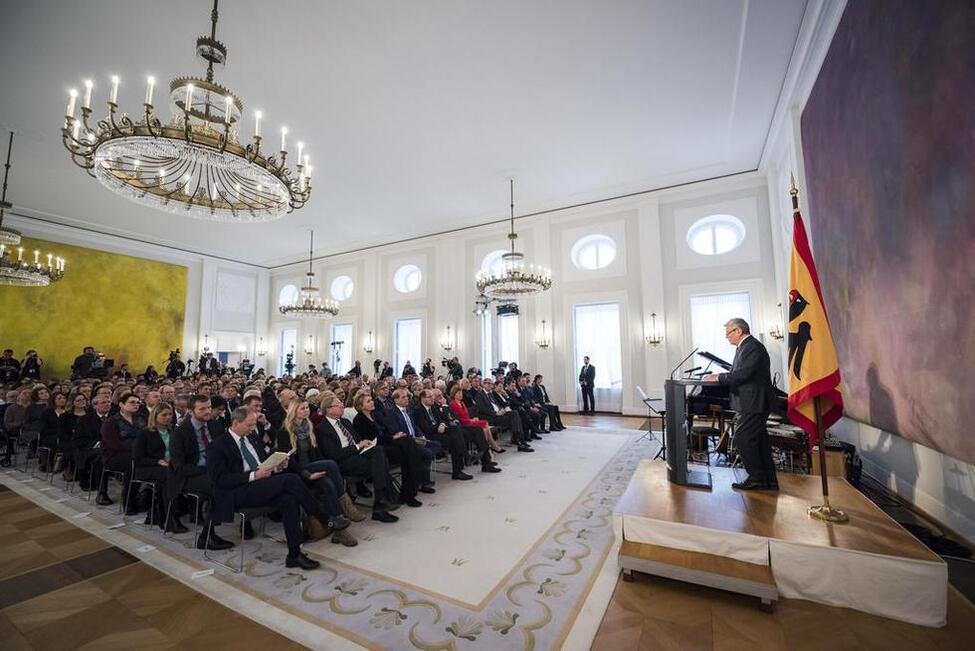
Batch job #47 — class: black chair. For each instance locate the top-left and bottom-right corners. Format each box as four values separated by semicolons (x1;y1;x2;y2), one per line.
92;464;126;514
163;491;204;547
203;506;276;574
125;460;159;529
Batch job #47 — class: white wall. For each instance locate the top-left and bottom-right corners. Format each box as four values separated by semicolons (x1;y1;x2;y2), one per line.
760;0;975;544
268;171;779;417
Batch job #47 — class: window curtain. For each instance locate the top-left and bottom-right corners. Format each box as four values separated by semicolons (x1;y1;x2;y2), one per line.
394;318;422;376
278;328;297;375
498;314;519;367
329;323;353;375
573;303;623;412
689;292;752;366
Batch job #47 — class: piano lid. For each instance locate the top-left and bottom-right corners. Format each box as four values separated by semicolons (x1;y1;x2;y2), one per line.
697;351;732;371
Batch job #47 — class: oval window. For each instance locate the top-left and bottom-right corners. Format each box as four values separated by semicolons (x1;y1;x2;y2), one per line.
686;215;746;255
330;275;354;301
278;284;299;306
393;264;422;293
570;234;617;270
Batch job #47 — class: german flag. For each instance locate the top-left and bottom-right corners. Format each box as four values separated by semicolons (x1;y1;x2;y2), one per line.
786;180;843;445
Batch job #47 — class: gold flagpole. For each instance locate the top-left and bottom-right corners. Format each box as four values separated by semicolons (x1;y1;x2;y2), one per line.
807;381;848;524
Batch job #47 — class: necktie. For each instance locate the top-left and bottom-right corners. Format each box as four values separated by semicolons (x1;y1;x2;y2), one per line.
239;437;259;472
198;424;210;447
402;408;416;436
338;419;356;447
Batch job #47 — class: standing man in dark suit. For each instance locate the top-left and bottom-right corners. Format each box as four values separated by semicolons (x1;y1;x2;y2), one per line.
208;407;335;569
579;356;596;414
704;318;777;491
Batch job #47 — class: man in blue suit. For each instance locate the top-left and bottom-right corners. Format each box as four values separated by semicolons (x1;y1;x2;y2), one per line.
208;407;344;569
381;388;433;504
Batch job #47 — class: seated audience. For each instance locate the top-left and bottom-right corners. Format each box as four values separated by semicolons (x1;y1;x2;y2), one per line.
98;391;144;512
385;388;437;494
208;407;332;570
450;384;506;454
132;402;174;527
532;374;565;430
170;395;231;547
316;392;399;523
276;398;361;546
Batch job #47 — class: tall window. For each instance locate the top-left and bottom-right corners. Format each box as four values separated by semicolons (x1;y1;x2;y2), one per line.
481;310;493;374
394;318;422;376
278;328;297;376
689;292;752;364
329;323;353;375
498;314;519;366
573;303;623;411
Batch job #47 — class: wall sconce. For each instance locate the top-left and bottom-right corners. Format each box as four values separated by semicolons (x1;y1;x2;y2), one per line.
256;337;267;357
440;325;454;352
363;330;374;354
768;303;785;340
201;333;211;355
534;319;551;349
644;313;663;347
303;334;315;356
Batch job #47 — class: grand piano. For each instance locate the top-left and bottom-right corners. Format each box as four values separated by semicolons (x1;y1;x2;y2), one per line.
687;350;789;419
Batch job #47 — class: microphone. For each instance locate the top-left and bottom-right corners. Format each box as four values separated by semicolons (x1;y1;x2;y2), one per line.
670;347;698;380
683;366;702;374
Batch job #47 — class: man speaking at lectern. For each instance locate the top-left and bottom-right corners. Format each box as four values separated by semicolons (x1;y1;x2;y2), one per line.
703;318;777;491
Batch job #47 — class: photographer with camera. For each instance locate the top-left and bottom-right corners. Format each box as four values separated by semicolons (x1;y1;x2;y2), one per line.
166;349;185;379
421;358;435;379
72;346;98;379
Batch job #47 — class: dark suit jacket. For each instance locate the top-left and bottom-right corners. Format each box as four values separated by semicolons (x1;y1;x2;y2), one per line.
382;405;419;442
412;404;441;438
315;417;362;462
579;364;596;385
133;429;167;467
169;418;210;498
718;336;773;414
352;412;386;443
533;384;552;404
206;431;270;523
473;389;498;421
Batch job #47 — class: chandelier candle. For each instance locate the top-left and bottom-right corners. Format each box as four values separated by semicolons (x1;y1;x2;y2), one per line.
59;0;311;221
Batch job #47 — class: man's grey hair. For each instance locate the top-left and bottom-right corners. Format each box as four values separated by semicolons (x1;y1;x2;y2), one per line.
230;406;252;424
724;318;751;334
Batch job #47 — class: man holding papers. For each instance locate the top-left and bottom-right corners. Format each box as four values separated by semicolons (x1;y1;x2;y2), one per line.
208;406;337;570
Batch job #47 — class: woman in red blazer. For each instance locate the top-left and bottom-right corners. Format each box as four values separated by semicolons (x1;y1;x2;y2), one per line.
448;385;503;453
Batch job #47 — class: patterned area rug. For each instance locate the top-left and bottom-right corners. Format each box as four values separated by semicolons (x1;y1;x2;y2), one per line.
1;427;657;650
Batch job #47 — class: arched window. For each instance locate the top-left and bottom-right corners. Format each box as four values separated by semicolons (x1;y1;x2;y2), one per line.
278;284;299;307
571;234;617;270
686;214;746;255
393;264;422;293
330;275;354;301
481;249;508;277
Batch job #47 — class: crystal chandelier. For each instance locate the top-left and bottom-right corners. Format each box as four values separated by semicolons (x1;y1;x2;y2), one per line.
279;231;339;319
60;0;311;222
475;180;552;298
0;133;66;287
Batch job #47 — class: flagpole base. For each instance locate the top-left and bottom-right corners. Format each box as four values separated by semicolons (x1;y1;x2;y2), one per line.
808;503;849;523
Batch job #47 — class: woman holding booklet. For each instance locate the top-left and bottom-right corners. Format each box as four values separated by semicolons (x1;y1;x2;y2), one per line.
276;398;365;546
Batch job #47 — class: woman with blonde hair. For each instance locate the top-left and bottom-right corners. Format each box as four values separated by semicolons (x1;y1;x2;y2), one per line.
277;398;363;545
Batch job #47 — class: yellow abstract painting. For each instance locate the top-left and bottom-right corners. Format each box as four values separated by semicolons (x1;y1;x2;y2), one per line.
0;237;187;379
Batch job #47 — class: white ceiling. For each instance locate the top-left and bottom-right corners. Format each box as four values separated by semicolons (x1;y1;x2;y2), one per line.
0;0;806;267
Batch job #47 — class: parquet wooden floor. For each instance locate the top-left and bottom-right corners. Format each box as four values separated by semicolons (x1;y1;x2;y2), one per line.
0;485;304;650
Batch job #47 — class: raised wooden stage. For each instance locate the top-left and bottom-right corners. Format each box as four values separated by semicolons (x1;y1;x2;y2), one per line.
613;461;948;627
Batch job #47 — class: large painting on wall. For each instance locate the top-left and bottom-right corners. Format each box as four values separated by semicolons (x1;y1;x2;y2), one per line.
801;0;975;464
0;237;187;379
